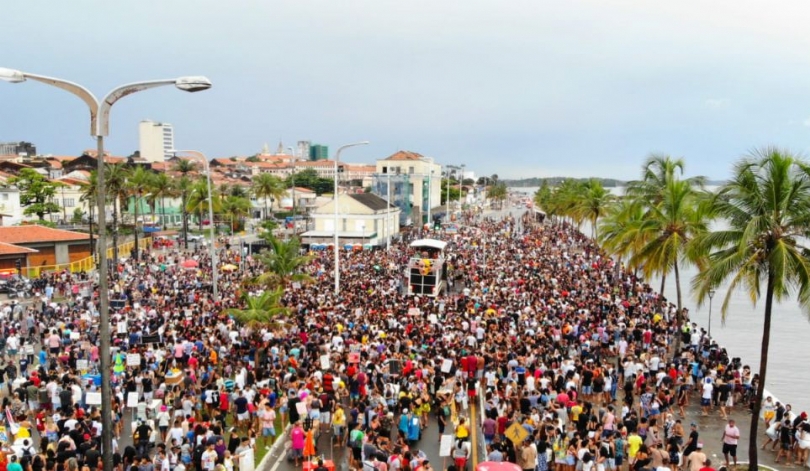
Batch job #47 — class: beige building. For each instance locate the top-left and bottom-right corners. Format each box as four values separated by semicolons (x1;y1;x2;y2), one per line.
375;151;442;224
139;120;174;162
302;193;400;247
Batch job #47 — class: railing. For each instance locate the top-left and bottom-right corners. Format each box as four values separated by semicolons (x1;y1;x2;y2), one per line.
20;237;152;279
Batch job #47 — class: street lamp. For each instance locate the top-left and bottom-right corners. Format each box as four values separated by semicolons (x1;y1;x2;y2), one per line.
171;150;219;302
0;68;211;471
287;146;298;233
459;164;466;210
333;141;369;295
708;288;716;338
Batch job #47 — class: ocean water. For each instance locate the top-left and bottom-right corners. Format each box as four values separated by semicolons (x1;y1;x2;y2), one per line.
510;186;810;409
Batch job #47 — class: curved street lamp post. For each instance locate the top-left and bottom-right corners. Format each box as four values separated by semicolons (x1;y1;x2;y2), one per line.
0;68;211;471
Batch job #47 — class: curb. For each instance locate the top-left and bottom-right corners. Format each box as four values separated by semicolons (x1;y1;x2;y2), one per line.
256;423;292;471
721;462;784;471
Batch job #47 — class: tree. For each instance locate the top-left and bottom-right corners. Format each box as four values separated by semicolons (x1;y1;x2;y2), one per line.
9;168;61;220
79;171;98;257
173;159;197;245
692;148;810;471
630;177;709;347
105;163;130;264
72;208;85;224
287;168;333;195
487;182;508;209
226;288;290;329
570;178;616;238
126;166;152;260
219;195;251;233
598;197;648;275
148;172;175;230
247;233;313;289
252;173;285;219
186;177;221;231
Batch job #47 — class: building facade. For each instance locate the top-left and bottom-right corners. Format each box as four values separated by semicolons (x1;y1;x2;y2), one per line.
303;193;401;247
139;120;175;162
373;151;442;225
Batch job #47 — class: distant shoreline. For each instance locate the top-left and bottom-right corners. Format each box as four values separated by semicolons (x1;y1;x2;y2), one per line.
502;177;727;188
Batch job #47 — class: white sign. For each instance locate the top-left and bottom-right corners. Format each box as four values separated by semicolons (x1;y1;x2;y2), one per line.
439;434;454;457
428;314;438;324
320;355;330;370
86;392;102;405
117;322;127;334
441;359;453;373
77;359;89;371
295;401;308;417
408;308;420;316
126;392;139;408
127;353;141;367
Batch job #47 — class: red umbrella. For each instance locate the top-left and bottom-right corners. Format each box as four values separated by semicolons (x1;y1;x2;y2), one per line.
477;463;521;471
181;259;199;268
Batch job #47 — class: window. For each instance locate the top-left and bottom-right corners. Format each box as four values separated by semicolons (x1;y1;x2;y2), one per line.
409;166;414;174
64;198;75;207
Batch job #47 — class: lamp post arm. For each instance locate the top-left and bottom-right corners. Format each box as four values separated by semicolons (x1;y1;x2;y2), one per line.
22;73;100;136
97;79;178;136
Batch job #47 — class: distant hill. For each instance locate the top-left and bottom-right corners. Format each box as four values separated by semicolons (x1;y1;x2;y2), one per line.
502;177;627;188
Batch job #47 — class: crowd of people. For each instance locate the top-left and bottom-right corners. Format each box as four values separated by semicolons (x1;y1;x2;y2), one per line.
0;205;808;471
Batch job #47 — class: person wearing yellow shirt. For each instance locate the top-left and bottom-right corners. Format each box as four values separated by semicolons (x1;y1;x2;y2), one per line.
627;430;644;464
332;404;347;446
571;402;583;423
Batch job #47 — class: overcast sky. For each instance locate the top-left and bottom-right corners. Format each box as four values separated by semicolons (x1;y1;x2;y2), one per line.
3;1;810;180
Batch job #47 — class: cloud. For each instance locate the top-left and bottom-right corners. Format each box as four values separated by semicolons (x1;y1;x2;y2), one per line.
705;98;728;109
803;118;810;127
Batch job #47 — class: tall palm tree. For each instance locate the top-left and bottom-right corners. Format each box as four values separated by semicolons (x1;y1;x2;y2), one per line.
79;171;98;260
173;159;197;246
692;148;810;471
186;177;220;232
246;233;313;289
149;172;175;230
251;173;285;219
126;166;152;260
630;177;710;353
105;163;130;265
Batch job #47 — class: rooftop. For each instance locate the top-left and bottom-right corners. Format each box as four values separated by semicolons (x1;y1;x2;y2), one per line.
0;241;39;256
0;226;93;244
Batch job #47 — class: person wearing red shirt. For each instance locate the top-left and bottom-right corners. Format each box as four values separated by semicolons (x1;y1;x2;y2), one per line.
698;458;715;471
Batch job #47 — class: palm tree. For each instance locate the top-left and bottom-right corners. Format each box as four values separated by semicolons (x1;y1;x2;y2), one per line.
149;172;175;230
598;197;648;275
126;166;152;260
105;163;130;265
251;173;285;220
246;233;313;289
692;148;810;471
79;171;98;260
173;159;197;246
226;287;290;329
186;177;220;232
487;182;508;209
630;176;710;353
571;178;615;238
219;195;251;233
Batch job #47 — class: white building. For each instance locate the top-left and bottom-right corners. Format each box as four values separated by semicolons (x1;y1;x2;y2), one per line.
139;120;174;162
303;193;401;247
0;187;22;226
